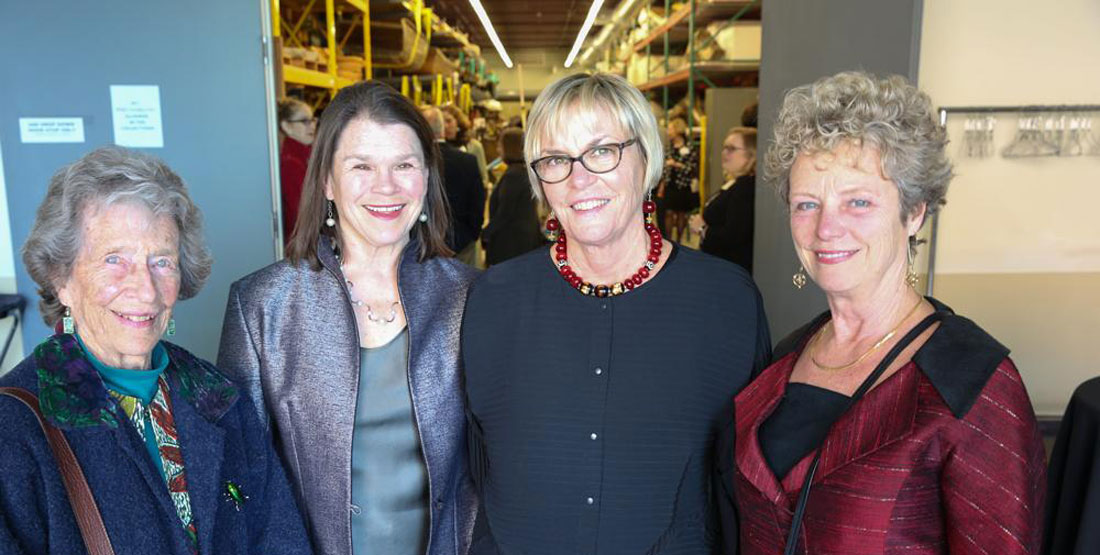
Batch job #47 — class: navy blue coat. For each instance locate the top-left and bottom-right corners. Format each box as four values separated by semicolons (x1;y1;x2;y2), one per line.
0;334;311;554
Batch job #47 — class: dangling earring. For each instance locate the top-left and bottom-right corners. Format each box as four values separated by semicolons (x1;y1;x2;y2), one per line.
325;201;336;227
166;318;176;337
792;266;807;290
643;191;657;228
418;211;428;223
906;241;920;289
545;214;560;242
62;306;75;334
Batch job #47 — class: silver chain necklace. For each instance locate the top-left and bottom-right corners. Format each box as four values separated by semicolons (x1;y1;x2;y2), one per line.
339;263;400;325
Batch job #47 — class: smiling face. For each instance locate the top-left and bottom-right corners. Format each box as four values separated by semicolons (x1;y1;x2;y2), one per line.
788;142;924;299
538;109;646;250
325;117;428;254
57;202;181;369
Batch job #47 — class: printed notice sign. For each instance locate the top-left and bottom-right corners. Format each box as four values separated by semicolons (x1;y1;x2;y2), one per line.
110;85;164;148
19;117;85;143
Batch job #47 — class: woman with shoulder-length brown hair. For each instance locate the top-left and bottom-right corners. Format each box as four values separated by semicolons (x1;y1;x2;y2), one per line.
218;80;478;555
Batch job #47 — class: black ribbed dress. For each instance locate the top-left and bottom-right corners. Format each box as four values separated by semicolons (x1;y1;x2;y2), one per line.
463;245;771;554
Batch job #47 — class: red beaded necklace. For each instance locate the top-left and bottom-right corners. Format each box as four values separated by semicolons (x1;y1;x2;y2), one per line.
548;199;663;298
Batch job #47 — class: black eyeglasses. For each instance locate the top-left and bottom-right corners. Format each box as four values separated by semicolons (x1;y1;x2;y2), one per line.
722;145;748;153
286;117;317;125
529;139;638;184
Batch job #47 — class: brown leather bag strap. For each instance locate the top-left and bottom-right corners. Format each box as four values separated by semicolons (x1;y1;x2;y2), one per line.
0;386;115;555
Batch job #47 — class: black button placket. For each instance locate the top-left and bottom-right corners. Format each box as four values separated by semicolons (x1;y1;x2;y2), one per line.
578;298;613;552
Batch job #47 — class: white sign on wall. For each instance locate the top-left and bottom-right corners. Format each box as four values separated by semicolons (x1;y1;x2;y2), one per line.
18;117;85;144
110;85;164;148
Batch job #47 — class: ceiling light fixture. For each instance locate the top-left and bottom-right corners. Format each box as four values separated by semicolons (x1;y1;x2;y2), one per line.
468;0;513;68
564;0;605;68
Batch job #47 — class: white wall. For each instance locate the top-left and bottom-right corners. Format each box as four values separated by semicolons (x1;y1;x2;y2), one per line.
0;139;26;376
919;0;1100;416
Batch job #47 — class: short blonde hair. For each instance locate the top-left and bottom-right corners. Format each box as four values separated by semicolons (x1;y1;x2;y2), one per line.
524;73;664;203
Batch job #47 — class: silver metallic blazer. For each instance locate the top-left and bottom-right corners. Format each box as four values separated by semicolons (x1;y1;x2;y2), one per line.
217;237;479;555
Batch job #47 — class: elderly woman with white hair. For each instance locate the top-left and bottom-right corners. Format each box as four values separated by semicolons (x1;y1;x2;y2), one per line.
0;146;309;554
462;72;771;554
724;71;1045;554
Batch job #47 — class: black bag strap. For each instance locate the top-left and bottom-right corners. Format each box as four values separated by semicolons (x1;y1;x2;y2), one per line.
0;387;115;555
782;310;945;555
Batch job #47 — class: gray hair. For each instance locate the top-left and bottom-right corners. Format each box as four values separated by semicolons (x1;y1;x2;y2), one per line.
525;72;664;203
22;146;213;326
764;71;953;226
420;106;445;139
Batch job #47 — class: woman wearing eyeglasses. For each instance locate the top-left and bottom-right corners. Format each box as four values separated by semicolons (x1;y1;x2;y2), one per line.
690;126;757;272
462;72;772;554
277;97;316;244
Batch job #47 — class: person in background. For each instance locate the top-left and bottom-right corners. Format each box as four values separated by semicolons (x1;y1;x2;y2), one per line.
741;101;759;128
277;97;316;244
481;127;544;266
661;117;699;242
690;126;757;272
421;105;486;267
463;72;770;554
442;104;490;187
724;71;1045;554
0;146;309;554
219;82;477;555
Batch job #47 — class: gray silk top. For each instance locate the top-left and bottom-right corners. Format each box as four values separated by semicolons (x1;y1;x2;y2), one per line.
217;237;479;555
351;329;429;554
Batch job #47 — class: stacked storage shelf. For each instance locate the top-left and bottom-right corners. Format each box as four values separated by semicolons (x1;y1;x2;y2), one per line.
273;0;489;108
616;0;762;202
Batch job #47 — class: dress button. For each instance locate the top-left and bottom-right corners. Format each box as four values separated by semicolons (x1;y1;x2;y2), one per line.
586;497;595;505
594;367;603;375
600;303;608;310
435;500;444;509
590;433;598;440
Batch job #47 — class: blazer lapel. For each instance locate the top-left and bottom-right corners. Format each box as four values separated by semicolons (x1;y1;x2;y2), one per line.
171;384;226;554
811;364;920;483
161;343;239;554
734;354;795;506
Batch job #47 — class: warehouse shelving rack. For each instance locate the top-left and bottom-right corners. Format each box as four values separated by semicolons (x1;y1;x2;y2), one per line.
619;0;761;203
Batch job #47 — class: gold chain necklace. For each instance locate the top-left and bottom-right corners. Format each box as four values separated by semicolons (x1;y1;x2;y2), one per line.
810;297;924;371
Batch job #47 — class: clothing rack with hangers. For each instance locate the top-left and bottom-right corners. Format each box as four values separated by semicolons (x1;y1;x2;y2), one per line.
923;104;1100;295
938;104;1100;119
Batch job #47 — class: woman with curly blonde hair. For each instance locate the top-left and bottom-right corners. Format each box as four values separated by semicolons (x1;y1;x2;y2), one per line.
720;71;1045;554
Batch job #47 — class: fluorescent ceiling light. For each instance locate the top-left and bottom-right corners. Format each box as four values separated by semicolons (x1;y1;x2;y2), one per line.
564;0;605;68
468;0;513;68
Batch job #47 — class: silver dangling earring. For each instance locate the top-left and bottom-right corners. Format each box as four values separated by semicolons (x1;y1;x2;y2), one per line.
166;318;176;337
62;306;75;334
325;201;336;227
418;211;428;223
792;266;807;290
906;240;919;289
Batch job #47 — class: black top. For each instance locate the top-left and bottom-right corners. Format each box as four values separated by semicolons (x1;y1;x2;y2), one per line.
758;382;850;479
1044;376;1100;554
463;245;771;555
700;174;755;273
439;142;486;252
481;164;545;266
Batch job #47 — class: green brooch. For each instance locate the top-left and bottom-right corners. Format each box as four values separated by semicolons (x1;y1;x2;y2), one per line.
223;481;249;511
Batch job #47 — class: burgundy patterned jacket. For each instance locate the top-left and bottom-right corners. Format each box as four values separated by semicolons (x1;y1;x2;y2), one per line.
726;305;1046;554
